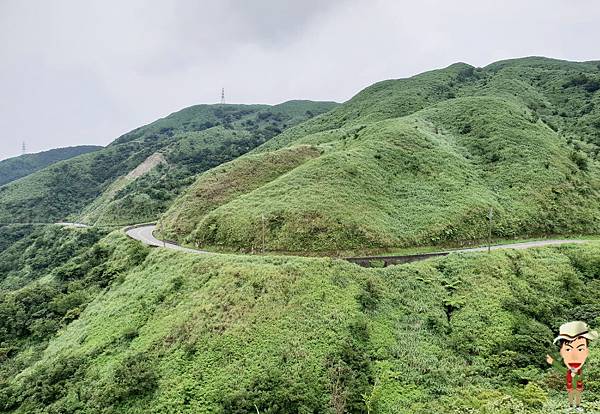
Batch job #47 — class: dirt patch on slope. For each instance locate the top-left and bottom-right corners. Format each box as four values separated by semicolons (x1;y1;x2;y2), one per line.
126;153;167;179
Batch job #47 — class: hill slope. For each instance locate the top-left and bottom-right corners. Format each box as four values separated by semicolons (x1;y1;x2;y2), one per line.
159;57;600;254
0;227;599;413
0;101;337;225
0;146;101;187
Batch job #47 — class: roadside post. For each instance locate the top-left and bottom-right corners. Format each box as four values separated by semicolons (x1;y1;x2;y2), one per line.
488;207;493;253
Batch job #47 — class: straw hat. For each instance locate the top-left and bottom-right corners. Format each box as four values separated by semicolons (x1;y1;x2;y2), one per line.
553;321;599;344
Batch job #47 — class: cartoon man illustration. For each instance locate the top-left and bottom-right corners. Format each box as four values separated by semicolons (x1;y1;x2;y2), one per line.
546;321;598;411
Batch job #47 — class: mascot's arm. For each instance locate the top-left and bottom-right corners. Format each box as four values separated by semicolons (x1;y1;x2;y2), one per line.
546;352;567;375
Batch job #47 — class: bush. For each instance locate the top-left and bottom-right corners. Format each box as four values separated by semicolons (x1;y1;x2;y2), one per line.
326;319;373;413
457;67;476;82
570;150;589;171
19;355;87;407
221;369;324;414
126;242;149;267
583;80;600;93
100;353;158;403
515;383;547;409
356;278;382;312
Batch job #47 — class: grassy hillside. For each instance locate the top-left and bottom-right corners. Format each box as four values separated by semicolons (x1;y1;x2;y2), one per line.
160;57;600;254
0;101;337;225
0;226;599;413
158;144;323;241
0;146;101;187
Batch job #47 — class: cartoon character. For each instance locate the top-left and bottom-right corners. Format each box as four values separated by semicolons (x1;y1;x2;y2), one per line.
546;321;598;411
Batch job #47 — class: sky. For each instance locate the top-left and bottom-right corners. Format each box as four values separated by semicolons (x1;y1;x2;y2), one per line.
1;0;599;161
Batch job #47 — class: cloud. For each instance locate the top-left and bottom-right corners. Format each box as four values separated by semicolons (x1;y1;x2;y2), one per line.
0;0;599;161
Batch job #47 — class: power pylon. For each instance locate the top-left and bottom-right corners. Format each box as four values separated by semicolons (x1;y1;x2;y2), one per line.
221;88;225;104
21;141;26;155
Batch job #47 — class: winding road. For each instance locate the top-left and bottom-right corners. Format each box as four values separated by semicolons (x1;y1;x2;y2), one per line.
122;224;590;264
47;222;591;264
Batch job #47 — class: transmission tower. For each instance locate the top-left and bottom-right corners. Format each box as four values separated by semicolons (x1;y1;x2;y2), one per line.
221;88;225;104
21;141;26;155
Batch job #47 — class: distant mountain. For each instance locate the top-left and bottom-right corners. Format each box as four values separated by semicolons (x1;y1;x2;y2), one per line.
0;101;338;224
159;57;600;254
0;146;101;187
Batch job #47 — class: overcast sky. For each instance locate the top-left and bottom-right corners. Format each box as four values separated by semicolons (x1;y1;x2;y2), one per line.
1;0;599;160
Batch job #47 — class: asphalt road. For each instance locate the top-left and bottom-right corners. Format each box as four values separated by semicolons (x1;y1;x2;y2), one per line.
447;238;587;253
125;224;210;254
123;224;590;261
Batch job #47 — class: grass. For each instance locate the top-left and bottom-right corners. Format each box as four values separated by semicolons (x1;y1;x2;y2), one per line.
160;78;600;253
158;144;323;239
0;102;337;226
2;230;600;413
2;56;600;413
172;231;600;258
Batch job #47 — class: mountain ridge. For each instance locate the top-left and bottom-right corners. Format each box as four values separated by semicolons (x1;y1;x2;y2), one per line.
0;145;101;187
0;100;338;225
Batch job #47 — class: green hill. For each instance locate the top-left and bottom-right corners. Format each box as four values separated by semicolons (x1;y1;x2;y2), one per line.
159;57;600;254
0;225;599;413
0;101;337;225
2;56;600;413
0;146;101;187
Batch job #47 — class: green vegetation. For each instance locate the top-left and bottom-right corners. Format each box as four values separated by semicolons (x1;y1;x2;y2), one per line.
159;144;323;240
0;225;36;254
0;146;101;188
0;227;149;412
2;56;600;413
0;225;107;291
160;57;600;254
0;225;599;412
0;101;337;225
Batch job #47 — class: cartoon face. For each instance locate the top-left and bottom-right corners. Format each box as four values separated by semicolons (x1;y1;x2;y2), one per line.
560;337;590;369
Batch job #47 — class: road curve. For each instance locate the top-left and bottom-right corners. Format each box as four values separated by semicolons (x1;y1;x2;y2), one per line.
125;224;210;254
124;224;590;262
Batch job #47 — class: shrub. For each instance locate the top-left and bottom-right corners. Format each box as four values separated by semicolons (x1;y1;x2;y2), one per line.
457;67;476;82
583;80;600;93
570;150;589;171
126;242;149;267
19;355;87;407
326;319;373;413
515;382;547;409
100;353;158;403
356;278;382;312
